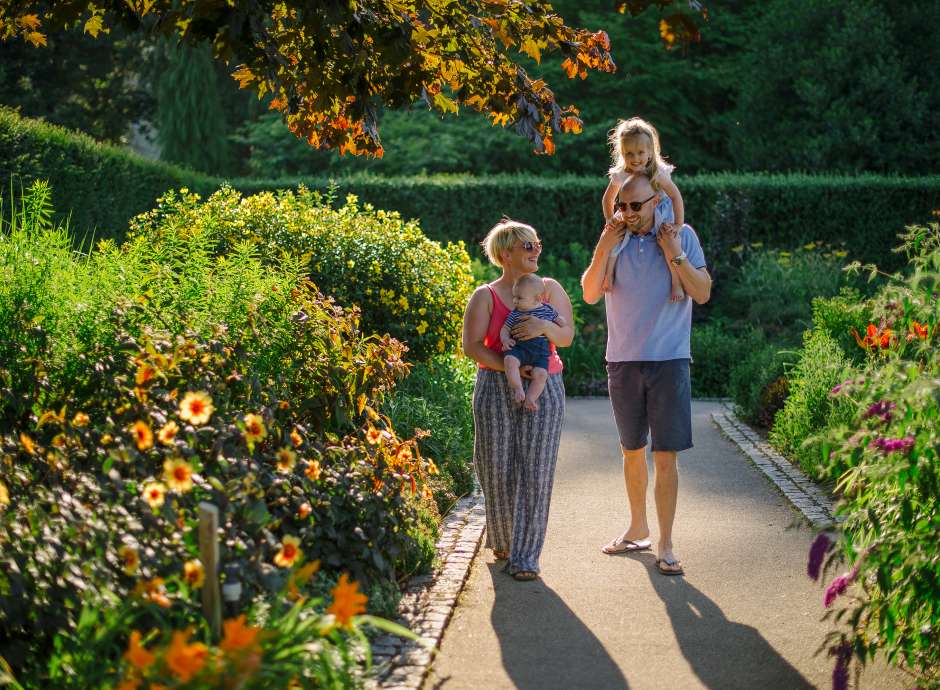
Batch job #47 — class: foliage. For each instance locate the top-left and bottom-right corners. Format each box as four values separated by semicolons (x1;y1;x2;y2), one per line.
0;183;436;682
810;224;940;688
728;342;795;428
0;0;707;156
127;185;474;363
768;329;855;479
382;355;477;512
688;321;768;398
809;287;874;366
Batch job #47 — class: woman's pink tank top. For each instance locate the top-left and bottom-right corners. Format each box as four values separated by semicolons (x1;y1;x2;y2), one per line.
480;284;563;374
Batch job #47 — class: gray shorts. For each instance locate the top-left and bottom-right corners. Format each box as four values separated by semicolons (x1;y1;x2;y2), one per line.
607;359;692;452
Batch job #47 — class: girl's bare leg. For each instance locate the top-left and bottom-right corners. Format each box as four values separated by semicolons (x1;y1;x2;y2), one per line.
667;259;686;302
603;252;617;292
504;355;526;404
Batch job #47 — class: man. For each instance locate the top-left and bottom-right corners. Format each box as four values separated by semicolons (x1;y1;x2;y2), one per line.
581;172;711;575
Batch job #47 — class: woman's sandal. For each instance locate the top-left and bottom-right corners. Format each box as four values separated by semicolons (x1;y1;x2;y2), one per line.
513;570;538;581
493;550;510;560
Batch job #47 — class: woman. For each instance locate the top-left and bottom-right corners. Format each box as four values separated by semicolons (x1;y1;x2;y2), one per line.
461;219;574;581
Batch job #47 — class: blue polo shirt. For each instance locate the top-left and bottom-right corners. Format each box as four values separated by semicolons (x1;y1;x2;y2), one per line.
604;222;707;362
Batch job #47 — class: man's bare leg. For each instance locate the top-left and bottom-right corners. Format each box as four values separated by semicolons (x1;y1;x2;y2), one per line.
602;446;651;552
652;450;681;570
503;355;526;404
522;367;549;411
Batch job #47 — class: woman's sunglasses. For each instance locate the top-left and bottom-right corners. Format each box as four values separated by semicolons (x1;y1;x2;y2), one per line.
614;193;656;213
518;240;542;252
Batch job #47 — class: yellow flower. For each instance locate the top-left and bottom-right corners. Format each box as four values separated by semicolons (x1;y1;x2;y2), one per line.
183;559;205;588
834;250;848;258
396;445;413;462
142;481;167;509
290;429;303;447
0;480;8;507
803;242;817;250
304;459;321;481
118;545;140;575
131;421;153;451
750;242;764;248
179;391;214;426
275;446;297;474
365;427;382;445
135;363;157;387
158;420;179;446
100;433;113;445
219;614;263;653
135;577;171;608
416;321;428;335
427;459;439;475
243;413;267;445
327;573;368;628
163;457;194;493
731;244;744;253
164;628;209;682
397;295;409;311
274;535;302;568
71;412;90;427
297;501;312;519
19;433;36;455
124;630;156;670
286;560;321;601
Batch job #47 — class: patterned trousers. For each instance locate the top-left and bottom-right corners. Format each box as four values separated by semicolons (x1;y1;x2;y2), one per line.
472;368;566;573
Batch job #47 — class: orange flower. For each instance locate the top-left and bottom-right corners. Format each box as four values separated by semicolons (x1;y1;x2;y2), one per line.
158;420;179;445
396;445;413;462
243;413;267;445
164;628;209;682
851;323;895;350
100;433;113;445
304;459;321;481
427;459;439;475
274;535;302;568
19;433;36;455
219;614;262;653
115;679;141;690
910;321;930;339
124;630;156;670
365;427;382;444
327;574;368;628
118;545;140;575
141;481;167;509
163;457;194;493
71;411;90;427
275;446;297;474
135;577;171;608
286;560;320;601
0;480;9;507
135;363;157;387
179;391;214;426
183;559;205;588
290;429;303;447
131;421;153;451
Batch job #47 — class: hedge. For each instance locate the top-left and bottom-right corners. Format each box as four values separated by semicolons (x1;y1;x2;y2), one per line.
3;107;938;274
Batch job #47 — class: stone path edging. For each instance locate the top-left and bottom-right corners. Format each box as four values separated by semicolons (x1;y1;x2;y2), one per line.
711;408;838;528
368;486;486;689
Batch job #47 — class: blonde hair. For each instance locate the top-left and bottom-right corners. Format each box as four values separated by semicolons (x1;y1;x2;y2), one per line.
481;218;539;268
607;117;674;187
513;273;544;296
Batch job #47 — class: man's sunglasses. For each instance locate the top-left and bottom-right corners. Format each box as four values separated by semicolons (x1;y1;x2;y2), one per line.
614;193;656;213
518;240;542;252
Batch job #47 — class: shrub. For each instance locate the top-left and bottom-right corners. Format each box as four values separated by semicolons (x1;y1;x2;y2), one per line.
728;342;796;427
809;224;940;688
689;321;767;398
127;186;475;363
768;329;854;478
0;185;435;683
809;287;874;365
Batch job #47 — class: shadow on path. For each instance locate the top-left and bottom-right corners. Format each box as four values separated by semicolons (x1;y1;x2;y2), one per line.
641;553;815;690
488;563;630;690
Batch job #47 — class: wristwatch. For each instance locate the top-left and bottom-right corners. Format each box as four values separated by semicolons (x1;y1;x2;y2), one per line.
670;251;687;267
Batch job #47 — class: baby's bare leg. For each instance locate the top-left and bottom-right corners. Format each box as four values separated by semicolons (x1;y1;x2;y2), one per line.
523;367;549;411
667;257;686;302
504;355;526;404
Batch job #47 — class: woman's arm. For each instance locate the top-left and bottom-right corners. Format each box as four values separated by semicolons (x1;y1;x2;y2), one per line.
462;286;505;370
509;278;575;347
658;173;685;227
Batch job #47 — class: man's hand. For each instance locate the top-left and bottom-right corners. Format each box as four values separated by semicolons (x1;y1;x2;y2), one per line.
657;224;682;260
510;315;546;342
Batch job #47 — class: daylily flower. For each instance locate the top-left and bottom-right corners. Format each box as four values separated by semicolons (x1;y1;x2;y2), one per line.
179;391;214;426
163;457;194;493
286;560;321;601
275;447;297;474
164;628;209;682
135;363;157;386
243;413;267;445
135;577;171;608
131;421;153;451
219;615;262;653
909;321;930;340
124;630;156;670
183;559;205;588
327;574;368;628
118;545;140;575
851;323;894;350
158;420;179;446
274;535;302;568
142;481;167;509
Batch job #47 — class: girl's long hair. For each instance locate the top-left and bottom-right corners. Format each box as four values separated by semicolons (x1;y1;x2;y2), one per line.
607;117;674;184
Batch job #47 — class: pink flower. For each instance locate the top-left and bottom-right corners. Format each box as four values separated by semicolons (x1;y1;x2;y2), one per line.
863;400;895;423
824;565;860;608
871;435;916;455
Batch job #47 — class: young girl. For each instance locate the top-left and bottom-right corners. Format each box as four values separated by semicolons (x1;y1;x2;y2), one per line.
602;117;686;301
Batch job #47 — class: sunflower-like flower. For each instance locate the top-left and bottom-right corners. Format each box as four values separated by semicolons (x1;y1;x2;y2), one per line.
274;535;302;568
275;446;296;474
243;413;267;445
131;421;153;451
158;420;179;446
183;559;205;588
327;573;368;628
290;429;303;447
71;411;90;427
118;545;140;575
135;363;157;387
304;459;321;481
163;457;194;493
179;391;214;426
365;427;382;445
141;481;167;509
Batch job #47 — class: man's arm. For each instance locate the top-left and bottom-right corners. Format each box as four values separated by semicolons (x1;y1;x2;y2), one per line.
657;228;711;304
582;222;625;304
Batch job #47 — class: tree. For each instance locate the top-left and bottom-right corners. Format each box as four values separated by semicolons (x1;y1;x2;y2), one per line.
0;0;705;157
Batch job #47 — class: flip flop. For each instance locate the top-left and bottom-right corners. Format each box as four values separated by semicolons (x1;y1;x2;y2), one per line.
493;550;509;560
656;557;684;576
601;538;652;555
513;570;538;581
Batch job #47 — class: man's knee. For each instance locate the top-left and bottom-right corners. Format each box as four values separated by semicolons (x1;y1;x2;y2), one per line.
652;451;678;471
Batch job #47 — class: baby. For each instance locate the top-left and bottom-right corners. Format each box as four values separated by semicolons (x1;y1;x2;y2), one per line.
500;273;567;411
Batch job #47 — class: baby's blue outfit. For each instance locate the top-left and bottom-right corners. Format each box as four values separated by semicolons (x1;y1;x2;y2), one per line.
610;194;675;258
504;303;560;370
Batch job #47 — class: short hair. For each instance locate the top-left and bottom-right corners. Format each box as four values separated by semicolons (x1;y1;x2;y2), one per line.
513;273;544;295
481;218;539;268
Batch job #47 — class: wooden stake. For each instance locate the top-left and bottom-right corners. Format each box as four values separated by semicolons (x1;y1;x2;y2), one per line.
198;502;222;638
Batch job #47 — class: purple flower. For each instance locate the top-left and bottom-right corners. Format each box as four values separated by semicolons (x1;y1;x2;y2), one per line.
864;400;895;423
824;565;860;608
872;435;916;455
807;533;833;581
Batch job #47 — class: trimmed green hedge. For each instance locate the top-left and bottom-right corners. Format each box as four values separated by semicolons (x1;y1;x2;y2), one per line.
4;107;938;274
